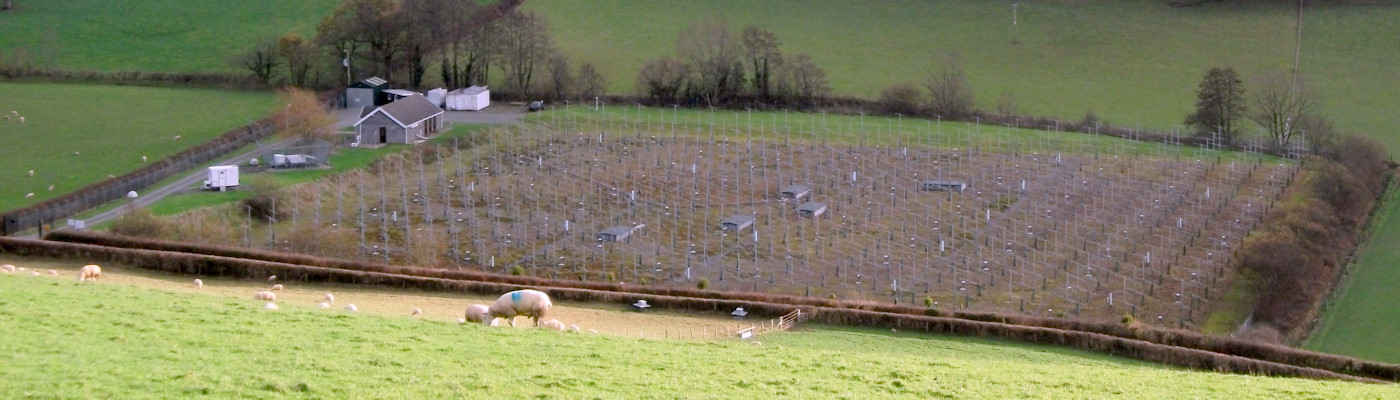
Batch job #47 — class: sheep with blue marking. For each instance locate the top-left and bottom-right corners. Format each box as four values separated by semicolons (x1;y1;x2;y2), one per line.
486;289;552;327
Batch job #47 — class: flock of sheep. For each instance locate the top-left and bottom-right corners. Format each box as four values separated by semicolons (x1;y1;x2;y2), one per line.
4;263;583;332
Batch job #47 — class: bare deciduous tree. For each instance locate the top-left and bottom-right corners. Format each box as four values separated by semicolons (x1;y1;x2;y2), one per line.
576;62;608;99
775;53;829;104
545;52;572;100
233;37;280;86
925;53;975;118
316;0;409;83
637;57;689;103
276;34;316;87
498;10;554;97
1250;71;1314;149
676;18;744;106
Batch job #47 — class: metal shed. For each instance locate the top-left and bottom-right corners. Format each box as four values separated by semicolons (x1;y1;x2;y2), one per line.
721;215;756;231
426;88;448;108
383;88;421;103
597;225;636;242
921;180;968;192
446;86;490;111
796;202;827;218
780;184;811;200
346;77;389;109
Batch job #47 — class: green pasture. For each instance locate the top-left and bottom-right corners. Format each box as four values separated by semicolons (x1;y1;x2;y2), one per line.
0;274;1391;398
0;0;338;73
532;0;1400;152
0;83;274;213
1307;189;1400;364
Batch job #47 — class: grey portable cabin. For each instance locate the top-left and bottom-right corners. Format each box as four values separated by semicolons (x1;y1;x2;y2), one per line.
921;180;968;192
721;215;756;231
796;202;827;218
597;225;636;242
346;77;389;109
779;184;811;200
352;95;445;145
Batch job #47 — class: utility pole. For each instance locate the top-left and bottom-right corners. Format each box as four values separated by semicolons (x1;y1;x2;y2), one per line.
1012;3;1020;45
1292;0;1303;92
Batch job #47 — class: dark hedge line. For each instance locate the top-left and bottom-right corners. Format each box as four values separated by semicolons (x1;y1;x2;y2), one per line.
39;231;1400;382
0;236;1383;383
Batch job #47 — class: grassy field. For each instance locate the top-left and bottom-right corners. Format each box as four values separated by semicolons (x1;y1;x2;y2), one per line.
532;0;1400;152
0;265;1392;398
0;83;275;213
0;0;337;73
1306;189;1400;364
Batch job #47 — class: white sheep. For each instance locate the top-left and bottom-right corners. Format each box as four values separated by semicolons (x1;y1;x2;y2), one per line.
267;275;277;282
0;264;14;273
47;184;54;192
29;271;40;276
25;193;34;199
27;170;33;177
270;284;284;291
318;302;330;309
539;319;566;331
457;318;467;324
411;308;422;317
343;304;358;312
464;304;489;324
322;293;335;304
173;135;182;140
253;291;276;301
486;289;553;327
77;264;101;281
18;116;23;123
141;155;147;163
264;303;279;310
46;269;58;276
570;324;581;333
192;279;203;288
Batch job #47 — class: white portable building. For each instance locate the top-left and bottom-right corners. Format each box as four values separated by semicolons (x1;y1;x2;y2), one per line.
426;88;448;108
203;165;239;191
446;86;490;111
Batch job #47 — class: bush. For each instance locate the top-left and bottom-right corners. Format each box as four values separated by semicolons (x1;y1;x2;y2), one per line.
238;176;286;223
109;208;168;239
510;266;525;276
697;278;710;290
878;82;924;116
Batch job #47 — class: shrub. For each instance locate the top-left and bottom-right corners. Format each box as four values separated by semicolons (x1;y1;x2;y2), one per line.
606;272;617;283
923;296;934;307
878;82;924;116
697;278;710;290
510;266;525;276
109;208;169;239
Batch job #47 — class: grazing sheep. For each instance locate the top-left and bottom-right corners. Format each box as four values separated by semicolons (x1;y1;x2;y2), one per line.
73;151;80;156
264;303;279;310
464;304;489;324
30;271;40;276
25;193;34;199
411;308;422;317
318;302;330;309
343;304;358;312
46;269;58;276
2;115;8;121
18;116;23;123
486;289;553;327
192;279;203;288
253;291;277;301
322;293;335;304
141;155;147;163
47;184;54;192
539;319;566;331
570;324;581;333
267;275;277;282
173;135;182;140
270;284;284;291
1;264;14;273
77;264;102;281
27;169;34;177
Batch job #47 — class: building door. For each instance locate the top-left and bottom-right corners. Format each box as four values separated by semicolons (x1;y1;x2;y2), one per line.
378;127;387;143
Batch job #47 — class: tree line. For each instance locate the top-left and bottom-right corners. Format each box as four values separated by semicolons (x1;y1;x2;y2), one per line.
636;18;830;108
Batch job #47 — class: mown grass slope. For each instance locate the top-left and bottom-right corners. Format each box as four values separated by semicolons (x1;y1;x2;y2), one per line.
0;271;1392;398
532;0;1400;151
0;83;274;212
0;0;338;73
1307;189;1400;364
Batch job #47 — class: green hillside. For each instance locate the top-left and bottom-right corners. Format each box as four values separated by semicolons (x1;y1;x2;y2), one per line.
0;273;1391;398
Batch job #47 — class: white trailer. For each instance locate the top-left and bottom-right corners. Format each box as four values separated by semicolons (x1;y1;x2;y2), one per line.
203;165;239;191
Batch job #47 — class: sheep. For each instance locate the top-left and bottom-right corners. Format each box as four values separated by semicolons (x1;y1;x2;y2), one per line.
192;279;203;288
141;155;147;163
253;291;276;301
47;184;54;192
46;269;58;276
18;116;23;123
318;302;330;309
264;303;279;310
411;308;422;317
267;275;277;283
30;271;40;276
2;115;8;121
0;264;14;273
570;324;581;333
322;293;335;304
344;304;358;312
25;193;34;199
77;264;101;281
27;169;33;177
173;135;182;140
486;289;552;327
463;304;490;324
457;318;467;324
539;319;566;331
270;284;284;291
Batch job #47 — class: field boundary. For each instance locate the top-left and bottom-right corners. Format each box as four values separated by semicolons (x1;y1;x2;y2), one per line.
16;233;1400;382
